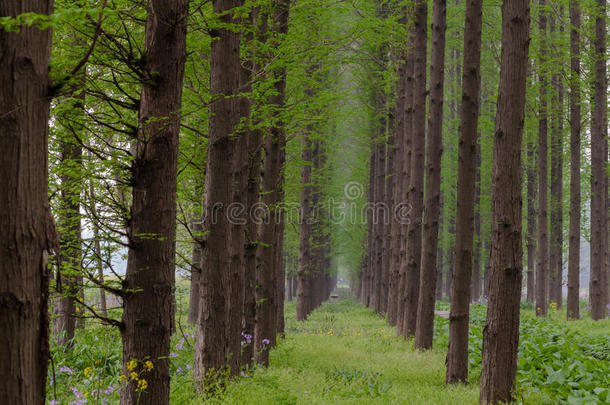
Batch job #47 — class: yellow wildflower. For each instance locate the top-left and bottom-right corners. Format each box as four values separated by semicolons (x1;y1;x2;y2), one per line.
137;379;148;392
119;374;127;383
144;360;154;371
130;371;138;381
84;366;93;377
127;359;138;371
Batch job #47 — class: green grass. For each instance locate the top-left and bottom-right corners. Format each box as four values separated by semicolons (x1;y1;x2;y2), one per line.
47;287;610;404
202;299;478;405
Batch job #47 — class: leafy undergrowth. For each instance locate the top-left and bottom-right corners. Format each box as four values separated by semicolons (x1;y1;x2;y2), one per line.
47;291;609;404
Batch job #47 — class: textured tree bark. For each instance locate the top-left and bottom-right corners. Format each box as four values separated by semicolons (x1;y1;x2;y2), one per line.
436;193;445;301
549;12;564;308
402;0;427;337
479;0;530;402
444;215;455;299
0;1;54;402
395;34;414;334
297;132;314;320
88;180;107;318
567;0;581;320
255;0;289;354
536;0;549;317
472;141;482;303
363;144;376;307
590;0;608;320
415;0;446;350
194;0;245;384
446;0;483;382
373;126;386;313
120;0;188;402
238;9;263;368
54;119;83;348
526;138;537;304
381;123;394;316
387;47;407;326
188;221;203;324
483;239;491;298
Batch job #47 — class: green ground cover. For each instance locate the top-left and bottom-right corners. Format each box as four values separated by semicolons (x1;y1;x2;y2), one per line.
47;289;610;404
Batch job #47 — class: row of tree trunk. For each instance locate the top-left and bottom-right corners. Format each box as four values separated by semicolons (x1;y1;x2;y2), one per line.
1;1;293;404
357;0;607;403
296;134;337;320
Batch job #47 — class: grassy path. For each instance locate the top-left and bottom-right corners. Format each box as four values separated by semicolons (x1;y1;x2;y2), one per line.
207;298;479;404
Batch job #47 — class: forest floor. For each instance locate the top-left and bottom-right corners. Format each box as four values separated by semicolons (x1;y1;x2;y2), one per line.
48;286;610;405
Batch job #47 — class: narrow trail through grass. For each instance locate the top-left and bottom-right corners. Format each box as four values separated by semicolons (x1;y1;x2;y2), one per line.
203;293;610;405
209;295;479;404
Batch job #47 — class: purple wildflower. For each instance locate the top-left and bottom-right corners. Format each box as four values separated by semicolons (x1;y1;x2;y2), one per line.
262;338;270;345
170;352;178;358
60;366;74;375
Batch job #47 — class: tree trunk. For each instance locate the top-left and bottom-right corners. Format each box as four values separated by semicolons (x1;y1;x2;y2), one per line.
446;0;483;382
0;1;53;402
120;0;188;402
589;0;608;321
396;41;414;334
402;0;427;338
88;179;107;318
444;215;455;299
436;193;445;301
54;121;83;348
549;12;564;308
415;0;446;350
567;0;581;320
297;133;314;320
381;120;394;316
479;0;530;402
194;0;245;383
526;137;537;303
472;141;482;303
188;221;203;324
240;9;264;367
536;0;549;317
373;126;386;313
387;49;407;326
363;143;376;307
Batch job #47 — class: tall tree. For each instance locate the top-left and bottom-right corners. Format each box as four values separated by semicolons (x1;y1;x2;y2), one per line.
54;105;84;347
296;132;314;320
471;141;482;303
120;0;188;402
567;0;581;320
194;0;245;382
0;1;54;402
415;0;446;350
479;0;530;402
188;221;203;324
589;0;608;320
549;11;564;308
446;0;483;383
526;137;537;303
402;0;427;337
387;46;407;326
396;33;414;335
536;0;549;317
